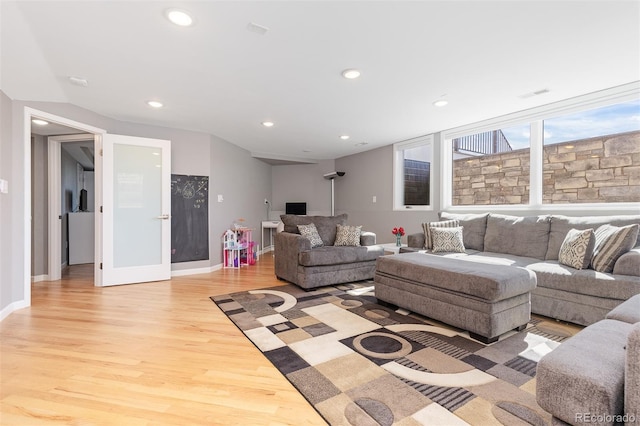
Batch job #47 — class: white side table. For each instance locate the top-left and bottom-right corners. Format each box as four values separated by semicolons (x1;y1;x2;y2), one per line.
261;220;282;255
379;243;407;255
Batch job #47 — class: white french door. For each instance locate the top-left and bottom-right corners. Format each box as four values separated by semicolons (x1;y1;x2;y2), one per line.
101;134;171;286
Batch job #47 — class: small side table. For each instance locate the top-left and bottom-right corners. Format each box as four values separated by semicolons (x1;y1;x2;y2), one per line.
261;220;281;255
379;243;407;255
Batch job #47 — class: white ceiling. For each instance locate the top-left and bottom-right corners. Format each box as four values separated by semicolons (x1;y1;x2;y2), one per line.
3;1;639;162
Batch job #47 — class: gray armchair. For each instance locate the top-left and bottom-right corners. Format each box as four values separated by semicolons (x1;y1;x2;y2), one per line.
274;214;384;290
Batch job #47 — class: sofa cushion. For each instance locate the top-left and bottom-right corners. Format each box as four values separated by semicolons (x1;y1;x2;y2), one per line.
545;214;640;261
526;261;640;301
613;247;640;277
605;294;640;324
374;253;537;302
558;228;595;270
298;245;384;267
439;212;488;251
421;219;458;249
484;213;551;260
281;214;348;246
626;323;640;422
334;224;362;246
431;226;465;253
591;224;639;273
536;319;632;425
297;223;324;248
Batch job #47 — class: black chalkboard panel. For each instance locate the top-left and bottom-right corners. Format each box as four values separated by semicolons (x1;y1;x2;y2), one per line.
171;174;209;263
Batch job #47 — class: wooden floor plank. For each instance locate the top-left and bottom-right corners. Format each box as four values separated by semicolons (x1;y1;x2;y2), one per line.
0;253;327;425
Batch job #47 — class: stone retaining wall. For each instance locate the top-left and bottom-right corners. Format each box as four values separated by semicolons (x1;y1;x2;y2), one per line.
453;130;640;205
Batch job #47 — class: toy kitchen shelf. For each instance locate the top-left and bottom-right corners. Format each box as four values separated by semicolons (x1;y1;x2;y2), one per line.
222;227;256;269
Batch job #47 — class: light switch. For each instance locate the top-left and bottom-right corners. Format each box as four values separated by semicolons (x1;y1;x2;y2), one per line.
372;195;377;203
217;194;224;202
0;179;8;194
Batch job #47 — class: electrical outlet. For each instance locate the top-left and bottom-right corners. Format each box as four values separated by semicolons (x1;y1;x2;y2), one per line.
217;194;224;202
372;195;377;203
0;179;8;194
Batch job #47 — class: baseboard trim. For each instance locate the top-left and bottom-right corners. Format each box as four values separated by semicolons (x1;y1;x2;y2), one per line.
171;263;223;277
0;300;29;322
31;274;50;282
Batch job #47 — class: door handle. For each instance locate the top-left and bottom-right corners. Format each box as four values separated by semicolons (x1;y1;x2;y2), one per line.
156;214;170;220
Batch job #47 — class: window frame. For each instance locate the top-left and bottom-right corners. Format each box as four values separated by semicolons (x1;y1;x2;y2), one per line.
441;83;640;213
392;135;434;211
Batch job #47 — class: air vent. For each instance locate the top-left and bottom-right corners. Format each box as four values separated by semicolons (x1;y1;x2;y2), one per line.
519;88;550;99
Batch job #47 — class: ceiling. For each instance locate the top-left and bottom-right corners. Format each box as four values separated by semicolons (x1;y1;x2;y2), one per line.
3;1;639;162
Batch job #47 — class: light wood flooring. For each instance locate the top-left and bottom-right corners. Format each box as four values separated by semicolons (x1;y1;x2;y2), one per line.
1;253;327;425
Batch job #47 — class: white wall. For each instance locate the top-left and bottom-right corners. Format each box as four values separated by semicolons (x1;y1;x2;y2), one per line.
271;159;336;217
0;91;15;315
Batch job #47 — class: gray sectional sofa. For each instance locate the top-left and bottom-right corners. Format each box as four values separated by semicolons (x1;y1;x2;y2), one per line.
536;294;640;425
398;212;640;327
274;214;384;289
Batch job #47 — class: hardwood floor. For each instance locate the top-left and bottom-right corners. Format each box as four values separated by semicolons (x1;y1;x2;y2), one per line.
0;253;327;425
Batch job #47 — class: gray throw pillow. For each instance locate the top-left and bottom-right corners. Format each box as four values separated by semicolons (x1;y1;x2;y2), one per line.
421;219;459;250
558;228;595;270
297;223;323;248
431;226;466;253
591;224;639;273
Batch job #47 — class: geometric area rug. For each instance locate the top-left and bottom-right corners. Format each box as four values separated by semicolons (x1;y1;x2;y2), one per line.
211;282;576;426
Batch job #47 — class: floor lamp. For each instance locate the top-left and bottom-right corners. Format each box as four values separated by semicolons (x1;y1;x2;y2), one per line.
323;171;345;216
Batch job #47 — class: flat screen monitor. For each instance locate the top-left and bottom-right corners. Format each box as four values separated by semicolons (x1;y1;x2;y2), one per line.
285;202;307;215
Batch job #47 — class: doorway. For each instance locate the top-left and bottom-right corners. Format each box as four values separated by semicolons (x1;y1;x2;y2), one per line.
46;134;96;282
25;107;105;304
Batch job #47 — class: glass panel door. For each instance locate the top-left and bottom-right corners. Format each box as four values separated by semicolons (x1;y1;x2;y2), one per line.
101;134;171;286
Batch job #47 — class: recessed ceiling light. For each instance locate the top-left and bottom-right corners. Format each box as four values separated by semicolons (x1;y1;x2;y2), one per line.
32;119;49;126
340;135;350;140
354;142;368;147
165;8;194;27
342;69;361;79
433;100;448;107
262;121;274;127
147;100;163;108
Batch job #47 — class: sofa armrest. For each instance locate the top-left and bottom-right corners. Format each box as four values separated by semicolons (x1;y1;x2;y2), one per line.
274;232;310;283
613;247;640;277
360;231;377;246
407;232;425;249
626;323;640;422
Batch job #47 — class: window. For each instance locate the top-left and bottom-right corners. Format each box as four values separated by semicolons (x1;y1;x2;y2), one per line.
452;124;530;206
443;84;639;210
542;100;640;204
393;136;433;210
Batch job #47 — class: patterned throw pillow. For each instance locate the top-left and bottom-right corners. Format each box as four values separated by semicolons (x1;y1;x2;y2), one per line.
334;224;362;246
431;226;466;253
558;228;595;270
421;219;459;249
297;223;324;248
591;224;639;273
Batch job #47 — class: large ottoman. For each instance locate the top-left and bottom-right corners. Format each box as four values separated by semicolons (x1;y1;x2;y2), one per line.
374;253;537;343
